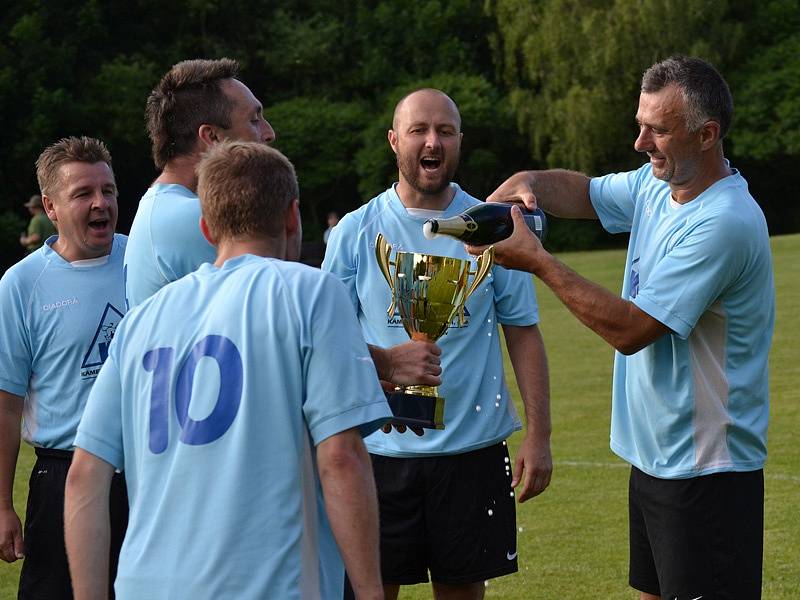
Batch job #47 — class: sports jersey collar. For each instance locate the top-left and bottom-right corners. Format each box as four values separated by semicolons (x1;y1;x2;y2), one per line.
150;182;197;198
200;253;271;274
42;234;120;268
387;182;472;220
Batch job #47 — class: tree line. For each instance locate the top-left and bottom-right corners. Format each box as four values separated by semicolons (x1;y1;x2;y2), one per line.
1;0;798;271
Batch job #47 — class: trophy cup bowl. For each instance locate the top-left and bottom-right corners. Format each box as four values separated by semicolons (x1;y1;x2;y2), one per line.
375;233;494;429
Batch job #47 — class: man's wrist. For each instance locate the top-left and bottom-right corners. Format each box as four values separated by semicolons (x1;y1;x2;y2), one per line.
368;344;391;382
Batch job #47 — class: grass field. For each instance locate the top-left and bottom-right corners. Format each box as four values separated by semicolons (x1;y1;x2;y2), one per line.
2;235;798;599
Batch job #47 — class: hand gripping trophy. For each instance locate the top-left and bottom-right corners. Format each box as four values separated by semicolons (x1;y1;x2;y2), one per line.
375;233;494;429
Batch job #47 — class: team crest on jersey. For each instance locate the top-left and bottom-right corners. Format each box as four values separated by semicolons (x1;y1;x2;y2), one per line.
80;303;124;379
629;258;640;299
387;306;471;329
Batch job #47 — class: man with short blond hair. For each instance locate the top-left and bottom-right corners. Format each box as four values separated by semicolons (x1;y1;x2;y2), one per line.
66;142;388;600
0;136;128;599
124;58;276;308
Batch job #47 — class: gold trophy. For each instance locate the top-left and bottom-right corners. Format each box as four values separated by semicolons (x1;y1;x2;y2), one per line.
375;233;494;429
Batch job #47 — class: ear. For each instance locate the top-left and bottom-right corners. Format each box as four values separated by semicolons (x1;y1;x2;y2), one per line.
42;194;57;222
699;120;721;151
388;129;399;154
197;124;219;149
285;199;300;236
199;216;217;247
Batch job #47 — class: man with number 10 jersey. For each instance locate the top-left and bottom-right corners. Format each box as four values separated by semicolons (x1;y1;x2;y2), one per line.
65;143;390;600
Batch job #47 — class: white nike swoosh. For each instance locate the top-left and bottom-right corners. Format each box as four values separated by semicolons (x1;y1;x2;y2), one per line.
506;551;518;560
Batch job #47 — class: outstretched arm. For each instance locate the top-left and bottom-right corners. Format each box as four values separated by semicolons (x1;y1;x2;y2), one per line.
487;169;597;219
317;429;383;600
469;208;668;355
0;390;24;563
502;324;552;502
64;448;115;600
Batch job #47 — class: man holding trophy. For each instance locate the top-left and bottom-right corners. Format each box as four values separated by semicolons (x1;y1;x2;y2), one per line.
323;88;552;599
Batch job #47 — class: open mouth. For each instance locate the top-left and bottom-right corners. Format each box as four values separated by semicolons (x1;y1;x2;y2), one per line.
88;218;110;231
420;157;442;171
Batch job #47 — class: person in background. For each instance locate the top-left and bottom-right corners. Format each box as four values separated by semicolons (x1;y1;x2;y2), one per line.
323;210;340;244
475;55;775;600
19;194;57;253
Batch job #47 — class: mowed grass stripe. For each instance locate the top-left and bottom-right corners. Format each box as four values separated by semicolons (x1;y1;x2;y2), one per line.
2;235;797;599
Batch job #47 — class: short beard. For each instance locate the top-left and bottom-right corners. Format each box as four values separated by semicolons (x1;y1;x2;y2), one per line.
396;154;458;195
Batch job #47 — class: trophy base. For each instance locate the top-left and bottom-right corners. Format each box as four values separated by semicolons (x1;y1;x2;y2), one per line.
385;390;445;430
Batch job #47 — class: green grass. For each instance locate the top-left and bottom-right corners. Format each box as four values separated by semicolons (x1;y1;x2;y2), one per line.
2;235;798;599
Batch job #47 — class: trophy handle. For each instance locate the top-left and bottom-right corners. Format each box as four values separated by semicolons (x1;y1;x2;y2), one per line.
465;246;494;300
374;233;397;318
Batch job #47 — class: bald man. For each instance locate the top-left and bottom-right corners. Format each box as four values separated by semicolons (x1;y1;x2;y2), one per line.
323;89;552;600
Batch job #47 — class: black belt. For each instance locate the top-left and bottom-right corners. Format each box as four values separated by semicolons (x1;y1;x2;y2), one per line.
34;447;74;460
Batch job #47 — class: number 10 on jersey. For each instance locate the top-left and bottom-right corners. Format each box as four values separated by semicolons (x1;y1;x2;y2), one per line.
142;335;244;454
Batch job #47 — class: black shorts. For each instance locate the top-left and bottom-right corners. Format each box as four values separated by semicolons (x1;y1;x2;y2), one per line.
628;466;763;600
371;442;518;586
18;448;129;600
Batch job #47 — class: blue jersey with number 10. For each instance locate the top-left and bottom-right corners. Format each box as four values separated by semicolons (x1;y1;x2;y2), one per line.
76;254;391;599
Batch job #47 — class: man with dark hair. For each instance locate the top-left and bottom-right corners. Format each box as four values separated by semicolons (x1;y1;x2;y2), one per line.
478;55;774;599
65;142;387;600
124;58;276;308
19;194;56;253
324;88;552;600
0;136;128;599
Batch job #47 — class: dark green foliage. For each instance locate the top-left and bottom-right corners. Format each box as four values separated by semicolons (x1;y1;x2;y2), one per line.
0;0;798;251
0;211;27;275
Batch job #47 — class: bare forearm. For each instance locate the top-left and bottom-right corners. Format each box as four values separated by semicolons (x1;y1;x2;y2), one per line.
529;170;595;218
489;169;596;219
503;325;550;438
502;325;553;500
0;412;20;510
318;432;383;600
0;402;24;562
534;253;665;354
0;399;22;509
64;450;113;600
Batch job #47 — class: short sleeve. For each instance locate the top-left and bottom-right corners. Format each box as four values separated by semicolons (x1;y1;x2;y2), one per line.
0;271;32;396
590;165;651;234
633;217;745;339
302;275;391;444
74;357;124;469
491;265;539;326
321;214;360;311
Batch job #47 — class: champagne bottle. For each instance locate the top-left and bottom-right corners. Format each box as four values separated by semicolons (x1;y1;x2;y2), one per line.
422;202;547;245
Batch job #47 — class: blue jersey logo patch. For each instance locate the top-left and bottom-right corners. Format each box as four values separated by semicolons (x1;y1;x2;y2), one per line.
629;258;640;299
81;303;124;378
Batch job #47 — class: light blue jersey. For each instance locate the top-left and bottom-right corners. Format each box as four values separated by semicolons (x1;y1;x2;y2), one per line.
124;184;215;308
590;164;775;478
0;235;127;450
322;184;538;457
76;254;391;600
